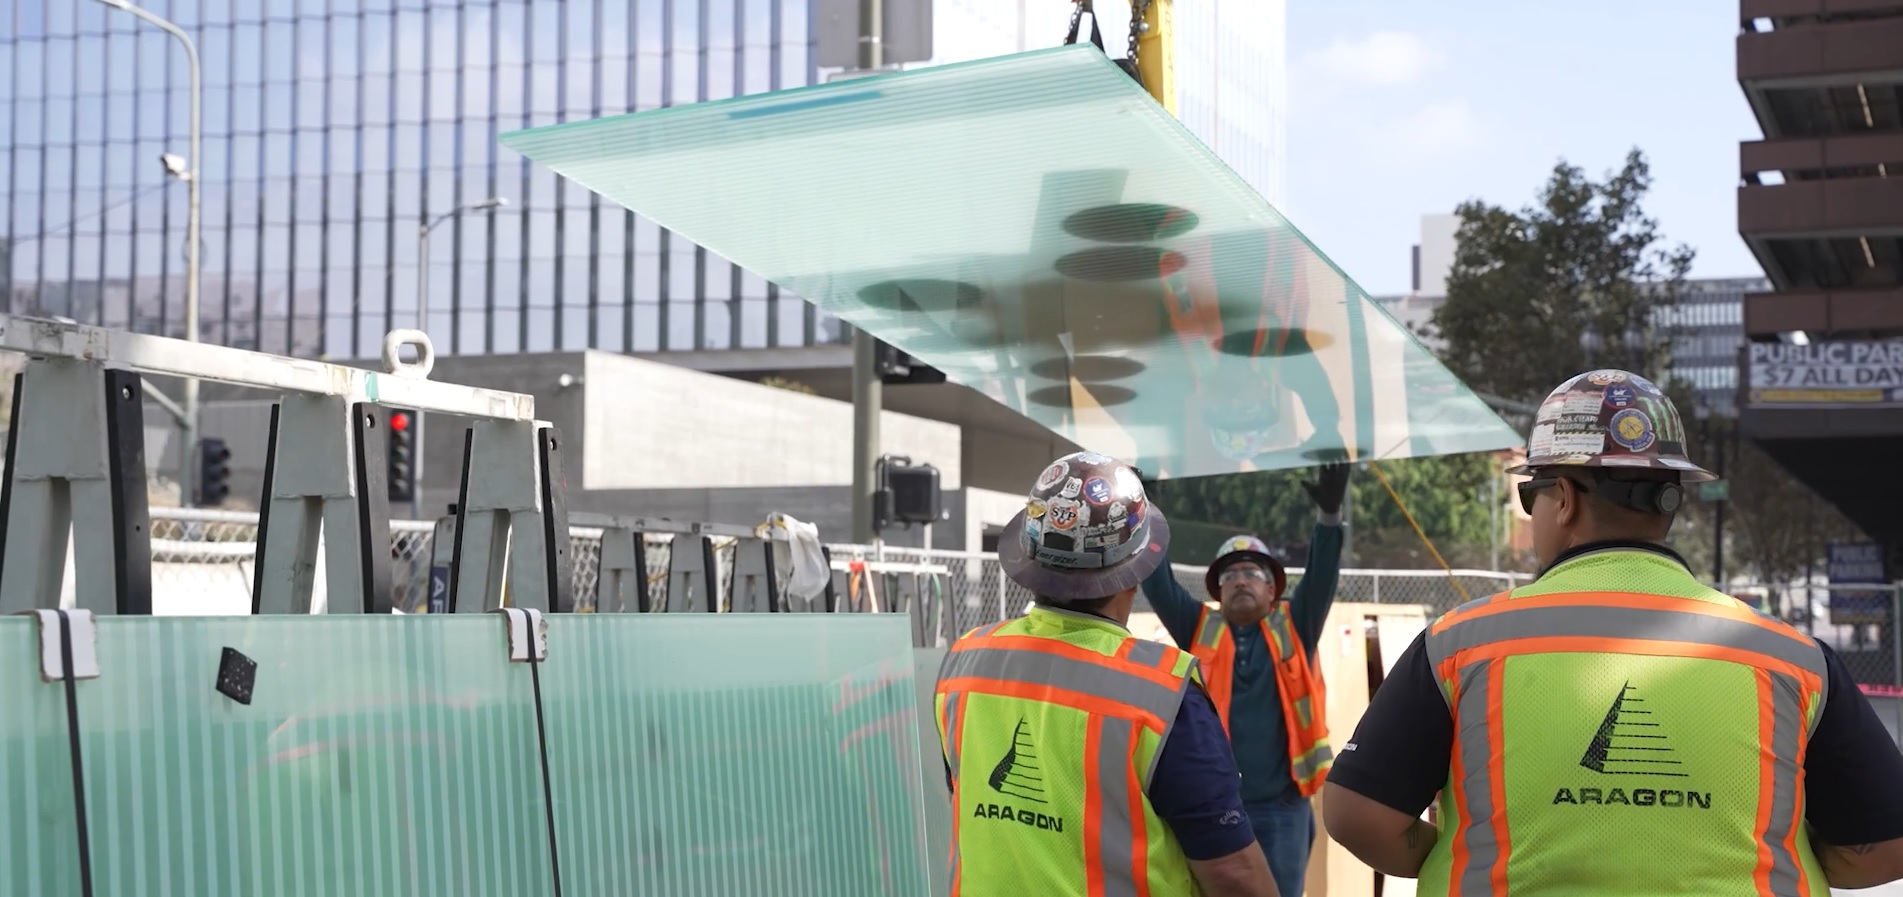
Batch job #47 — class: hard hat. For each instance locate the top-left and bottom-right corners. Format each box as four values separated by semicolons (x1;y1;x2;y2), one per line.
1504;369;1718;482
1205;534;1288;600
996;451;1171;601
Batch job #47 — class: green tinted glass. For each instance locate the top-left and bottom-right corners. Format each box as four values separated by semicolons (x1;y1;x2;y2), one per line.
0;619;86;896
499;46;1519;476
537;614;931;896
75;616;556;897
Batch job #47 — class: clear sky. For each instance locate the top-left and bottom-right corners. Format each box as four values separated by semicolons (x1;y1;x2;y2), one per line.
1281;0;1764;296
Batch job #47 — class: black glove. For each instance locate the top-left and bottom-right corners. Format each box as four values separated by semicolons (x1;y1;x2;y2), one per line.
1302;462;1351;515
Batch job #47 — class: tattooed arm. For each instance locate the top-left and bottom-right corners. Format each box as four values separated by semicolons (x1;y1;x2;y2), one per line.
1811;837;1903;889
1321;783;1438;878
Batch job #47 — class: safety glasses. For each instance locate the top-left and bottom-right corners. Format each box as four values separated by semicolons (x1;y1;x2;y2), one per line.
1517;476;1590;514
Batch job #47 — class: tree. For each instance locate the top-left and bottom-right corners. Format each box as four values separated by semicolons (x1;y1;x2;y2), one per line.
1430;148;1868;591
1430;149;1695;408
1147;453;1500;569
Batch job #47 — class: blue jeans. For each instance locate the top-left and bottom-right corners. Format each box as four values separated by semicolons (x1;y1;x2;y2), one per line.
1247;795;1315;897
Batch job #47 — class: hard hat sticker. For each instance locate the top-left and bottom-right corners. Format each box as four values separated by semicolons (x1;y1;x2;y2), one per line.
1047;498;1082;530
1604;384;1636;409
1586;370;1629;385
1026;499;1048;519
1035;461;1069;492
1082;476;1112;505
1058;477;1083;499
1608;408;1656;453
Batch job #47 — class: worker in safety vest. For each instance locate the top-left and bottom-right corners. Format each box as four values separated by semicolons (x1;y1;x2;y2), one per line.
935;451;1280;896
1320;369;1903;893
1140;463;1350;897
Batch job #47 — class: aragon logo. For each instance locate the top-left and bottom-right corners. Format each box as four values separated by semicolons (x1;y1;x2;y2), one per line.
973;718;1066;833
1553;682;1712;810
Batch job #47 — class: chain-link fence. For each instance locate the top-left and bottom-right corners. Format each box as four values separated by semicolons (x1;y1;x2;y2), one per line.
145;508;1527;622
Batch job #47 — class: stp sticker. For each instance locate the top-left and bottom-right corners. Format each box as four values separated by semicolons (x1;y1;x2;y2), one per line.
1083;477;1112;504
1035;461;1069;492
1047;498;1082;530
1603;384;1636;409
1608;408;1656;453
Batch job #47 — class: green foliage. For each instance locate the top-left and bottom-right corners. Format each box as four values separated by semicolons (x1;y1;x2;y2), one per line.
1148;453;1502;569
1430;148;1695;408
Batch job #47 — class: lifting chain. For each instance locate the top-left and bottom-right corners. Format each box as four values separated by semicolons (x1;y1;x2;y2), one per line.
1063;0;1150;87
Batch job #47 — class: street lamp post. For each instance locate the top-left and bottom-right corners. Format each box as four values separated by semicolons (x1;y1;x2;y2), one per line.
411;197;508;520
96;0;202;504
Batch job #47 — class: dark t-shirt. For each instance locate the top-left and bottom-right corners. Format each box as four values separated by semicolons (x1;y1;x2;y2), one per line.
1329;620;1903;846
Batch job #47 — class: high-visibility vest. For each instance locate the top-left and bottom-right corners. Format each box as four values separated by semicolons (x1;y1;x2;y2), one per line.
1188;604;1332;796
935;606;1203;896
1417;579;1831;896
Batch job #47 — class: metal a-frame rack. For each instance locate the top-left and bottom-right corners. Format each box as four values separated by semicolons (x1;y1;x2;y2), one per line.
0;316;570;617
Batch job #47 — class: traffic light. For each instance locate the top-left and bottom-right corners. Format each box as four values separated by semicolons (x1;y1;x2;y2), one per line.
387;408;416;504
197;437;232;507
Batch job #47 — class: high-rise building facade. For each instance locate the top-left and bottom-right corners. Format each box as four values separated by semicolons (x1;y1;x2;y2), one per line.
1736;0;1903;565
3;0;1287;361
3;0;831;360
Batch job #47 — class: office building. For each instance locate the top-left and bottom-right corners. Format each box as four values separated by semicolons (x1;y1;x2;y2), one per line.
1735;0;1903;568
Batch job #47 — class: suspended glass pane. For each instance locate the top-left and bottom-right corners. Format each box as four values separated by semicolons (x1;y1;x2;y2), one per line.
73;616;555;897
500;46;1520;477
537;614;932;896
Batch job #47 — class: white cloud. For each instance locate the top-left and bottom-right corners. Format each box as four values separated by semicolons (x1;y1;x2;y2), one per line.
1308;31;1445;86
1396;100;1482;152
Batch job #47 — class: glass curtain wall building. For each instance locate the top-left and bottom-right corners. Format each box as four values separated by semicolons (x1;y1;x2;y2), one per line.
2;0;827;359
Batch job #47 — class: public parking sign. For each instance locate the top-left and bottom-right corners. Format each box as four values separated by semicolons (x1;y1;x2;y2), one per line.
1828;543;1888;626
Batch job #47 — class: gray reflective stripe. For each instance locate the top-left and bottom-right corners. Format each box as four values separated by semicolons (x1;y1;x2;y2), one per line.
1194;610;1224;650
1266;611;1292;656
1293;695;1313;729
1124;638;1172;671
943;691;964;780
1096;719;1141;897
1426;605;1827;683
1764;671;1806;897
1144;679;1191;791
940;647;1187;725
1452;662;1501;895
1291;743;1332;782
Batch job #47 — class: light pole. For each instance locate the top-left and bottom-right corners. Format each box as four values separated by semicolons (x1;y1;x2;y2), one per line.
96;0;202;504
412;197;507;520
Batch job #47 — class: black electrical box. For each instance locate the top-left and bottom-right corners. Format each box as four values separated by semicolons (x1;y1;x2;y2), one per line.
875;340;948;386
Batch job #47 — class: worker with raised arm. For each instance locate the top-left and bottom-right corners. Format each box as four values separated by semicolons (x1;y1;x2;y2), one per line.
935;451;1280;897
1140;462;1350;897
1321;369;1903;894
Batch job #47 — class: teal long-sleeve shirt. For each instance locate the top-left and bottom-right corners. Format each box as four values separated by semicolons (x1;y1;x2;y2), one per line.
1140;520;1345;804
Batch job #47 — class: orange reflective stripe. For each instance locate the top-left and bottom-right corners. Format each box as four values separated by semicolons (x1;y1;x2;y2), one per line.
1753;669;1777;897
949;689;967;897
1084;714;1106;897
1438;590;1797;634
1428;591;1514;635
936;676;1171;732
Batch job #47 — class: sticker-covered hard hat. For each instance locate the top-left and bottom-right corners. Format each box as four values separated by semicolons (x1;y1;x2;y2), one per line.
1504;369;1717;482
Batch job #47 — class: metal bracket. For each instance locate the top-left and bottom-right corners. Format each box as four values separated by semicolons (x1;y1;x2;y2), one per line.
491;607;549;662
17;609;100;681
0;362;153;614
250;399;394;614
448;420;572;613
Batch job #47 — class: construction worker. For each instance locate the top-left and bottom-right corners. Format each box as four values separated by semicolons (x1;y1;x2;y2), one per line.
1141;462;1350;897
935;451;1280;896
1321;369;1903;894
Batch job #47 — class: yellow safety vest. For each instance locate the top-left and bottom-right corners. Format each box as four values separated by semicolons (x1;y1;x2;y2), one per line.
1416;550;1831;896
935;606;1203;896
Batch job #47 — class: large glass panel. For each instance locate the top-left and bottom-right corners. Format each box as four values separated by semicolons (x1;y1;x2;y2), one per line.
69;617;554;896
500;47;1521;477
538;614;931;896
0;618;86;896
